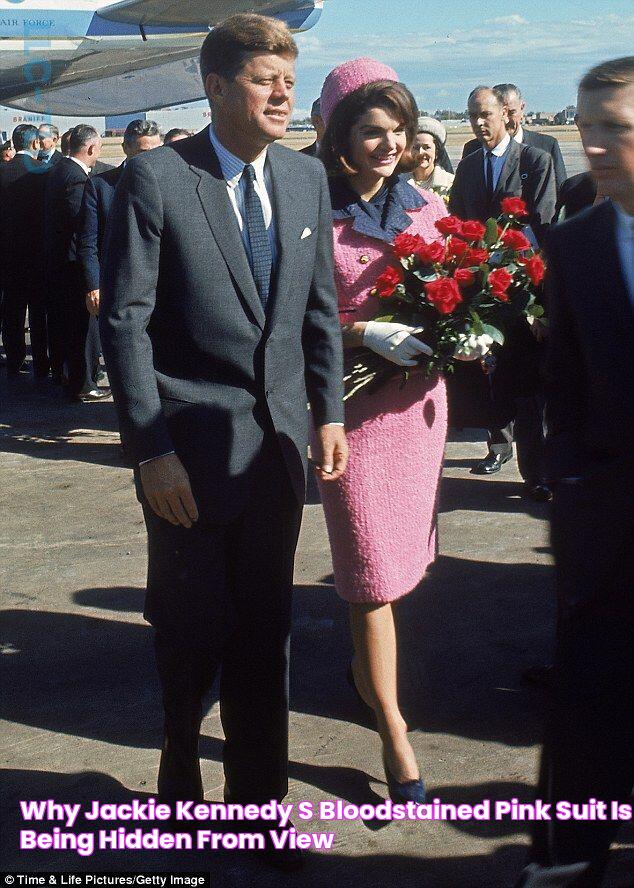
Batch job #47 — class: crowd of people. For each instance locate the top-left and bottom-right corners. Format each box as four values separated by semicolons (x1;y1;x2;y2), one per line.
1;12;632;887
0;120;192;399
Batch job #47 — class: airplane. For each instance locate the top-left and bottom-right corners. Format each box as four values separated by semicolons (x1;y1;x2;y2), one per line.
0;0;324;116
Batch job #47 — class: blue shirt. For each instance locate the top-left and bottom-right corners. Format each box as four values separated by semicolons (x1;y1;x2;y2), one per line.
208;125;278;270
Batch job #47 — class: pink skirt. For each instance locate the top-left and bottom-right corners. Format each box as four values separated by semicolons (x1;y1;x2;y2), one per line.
315;371;447;604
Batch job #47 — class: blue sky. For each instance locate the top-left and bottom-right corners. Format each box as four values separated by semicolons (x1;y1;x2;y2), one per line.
290;0;634;116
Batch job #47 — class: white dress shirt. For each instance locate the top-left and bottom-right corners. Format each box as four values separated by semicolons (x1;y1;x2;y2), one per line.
613;200;634;306
482;133;511;190
69;155;91;176
513;126;524;145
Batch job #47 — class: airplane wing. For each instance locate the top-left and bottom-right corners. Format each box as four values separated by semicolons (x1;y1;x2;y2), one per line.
1;49;206;117
99;0;323;30
0;0;322;116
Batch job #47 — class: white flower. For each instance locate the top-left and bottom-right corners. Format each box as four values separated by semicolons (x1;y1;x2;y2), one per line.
453;332;494;361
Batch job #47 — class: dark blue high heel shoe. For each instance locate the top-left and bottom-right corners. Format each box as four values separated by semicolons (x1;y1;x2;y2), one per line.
383;757;426;804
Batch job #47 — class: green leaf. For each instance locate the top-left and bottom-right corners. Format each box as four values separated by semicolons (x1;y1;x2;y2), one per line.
527;303;545;319
482;324;505;345
374;313;396;323
484;218;500;246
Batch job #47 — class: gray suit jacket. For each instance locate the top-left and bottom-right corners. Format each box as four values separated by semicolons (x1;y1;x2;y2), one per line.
100;126;344;522
462;129;567;192
449;138;556;242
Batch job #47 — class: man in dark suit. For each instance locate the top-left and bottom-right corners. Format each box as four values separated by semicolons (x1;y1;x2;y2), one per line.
77;119;162;319
38;123;62;168
44;124;107;399
462;83;567;193
300;97;324;157
100;13;347;871
516;56;634;888
0;124;49;377
449;87;556;492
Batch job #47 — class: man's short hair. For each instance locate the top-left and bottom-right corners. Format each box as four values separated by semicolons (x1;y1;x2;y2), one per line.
164;128;192;143
39;123;60;139
12;124;39;151
69;124;100;154
123;119;162;144
467;86;500;107
200;13;298;83
493;83;521;103
311;98;321;119
579;56;634;91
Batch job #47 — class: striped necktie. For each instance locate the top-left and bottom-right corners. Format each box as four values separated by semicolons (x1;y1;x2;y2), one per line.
242;163;272;310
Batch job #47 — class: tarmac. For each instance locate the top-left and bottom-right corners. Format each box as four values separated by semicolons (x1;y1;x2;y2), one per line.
1;365;632;887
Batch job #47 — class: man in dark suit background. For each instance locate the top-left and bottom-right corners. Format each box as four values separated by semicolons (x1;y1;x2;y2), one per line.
100;13;348;871
44;124;106;399
462;83;567;193
77;119;162;320
300;97;325;157
449;87;556;494
517;56;634;888
38;123;62;168
0;124;49;378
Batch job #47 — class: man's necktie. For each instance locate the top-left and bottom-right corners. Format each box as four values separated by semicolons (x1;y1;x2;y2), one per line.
486;151;495;203
242;163;272;309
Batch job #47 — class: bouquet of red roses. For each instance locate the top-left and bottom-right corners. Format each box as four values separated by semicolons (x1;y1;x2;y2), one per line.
344;196;546;400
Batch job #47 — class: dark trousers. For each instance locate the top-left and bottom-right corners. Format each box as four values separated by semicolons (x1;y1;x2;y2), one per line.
144;442;303;804
2;281;49;376
488;395;546;483
527;475;634;884
49;264;100;395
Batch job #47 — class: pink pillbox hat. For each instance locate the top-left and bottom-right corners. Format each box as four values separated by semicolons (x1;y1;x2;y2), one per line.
320;57;399;127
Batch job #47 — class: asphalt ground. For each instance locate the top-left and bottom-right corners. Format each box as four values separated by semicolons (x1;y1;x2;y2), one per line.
1;359;632;887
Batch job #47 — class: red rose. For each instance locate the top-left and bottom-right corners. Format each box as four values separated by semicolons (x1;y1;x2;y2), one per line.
501;229;531;252
393;232;424;258
375;264;404;297
488;267;513;300
519;254;546;285
454;268;476;287
464;247;489;266
425;276;463;314
500;197;528;218
415;240;445;264
460;220;486;241
446;237;469;259
435;215;464;236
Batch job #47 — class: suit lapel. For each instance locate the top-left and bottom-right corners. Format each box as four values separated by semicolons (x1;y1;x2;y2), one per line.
186;130;266;330
266;146;302;330
469;149;487;210
494;139;520;200
591;202;634;340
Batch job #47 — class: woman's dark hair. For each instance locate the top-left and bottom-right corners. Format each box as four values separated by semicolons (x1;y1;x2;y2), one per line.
319;80;419;177
414;129;454;175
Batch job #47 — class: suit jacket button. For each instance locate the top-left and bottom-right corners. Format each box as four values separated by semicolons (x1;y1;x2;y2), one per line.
359;254;370;264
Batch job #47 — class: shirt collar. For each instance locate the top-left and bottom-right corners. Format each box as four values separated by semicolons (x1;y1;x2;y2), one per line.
489;133;511;157
208;124;267;190
69;155;91;175
513;126;524;144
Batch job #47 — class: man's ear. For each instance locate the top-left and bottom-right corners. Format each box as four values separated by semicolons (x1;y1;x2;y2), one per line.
501;104;509;124
205;72;225;107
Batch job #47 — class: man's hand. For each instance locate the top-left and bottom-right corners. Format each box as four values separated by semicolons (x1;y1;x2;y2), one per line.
312;424;348;483
140;453;199;528
86;289;100;316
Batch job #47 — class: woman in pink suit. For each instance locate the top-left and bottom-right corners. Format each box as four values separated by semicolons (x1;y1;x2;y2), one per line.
315;59;450;802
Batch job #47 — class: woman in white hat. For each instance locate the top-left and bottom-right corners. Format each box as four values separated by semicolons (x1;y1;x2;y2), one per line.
412;116;455;194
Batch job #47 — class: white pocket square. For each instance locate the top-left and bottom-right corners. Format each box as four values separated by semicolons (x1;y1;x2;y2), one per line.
300;227;312;239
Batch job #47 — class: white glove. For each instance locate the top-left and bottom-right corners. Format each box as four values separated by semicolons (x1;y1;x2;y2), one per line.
453;332;494;361
363;321;433;367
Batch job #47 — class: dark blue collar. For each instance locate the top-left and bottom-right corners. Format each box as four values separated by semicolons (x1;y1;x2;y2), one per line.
330;173;427;243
